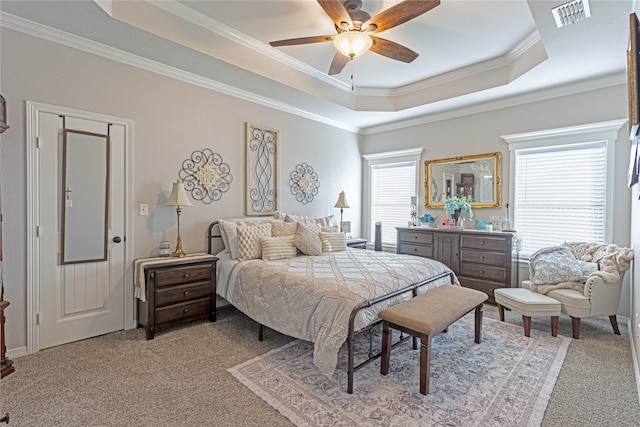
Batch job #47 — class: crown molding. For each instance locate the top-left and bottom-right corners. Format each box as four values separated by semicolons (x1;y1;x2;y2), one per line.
0;12;360;133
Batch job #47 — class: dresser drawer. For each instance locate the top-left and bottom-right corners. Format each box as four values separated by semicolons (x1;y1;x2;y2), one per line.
155;281;211;307
398;231;434;245
155;297;211;325
458;277;506;301
398;243;434;258
154;264;212;287
460;249;506;267
459;263;506;282
460;235;507;252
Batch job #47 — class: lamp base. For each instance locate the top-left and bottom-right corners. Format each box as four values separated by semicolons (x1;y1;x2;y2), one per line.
171;236;186;258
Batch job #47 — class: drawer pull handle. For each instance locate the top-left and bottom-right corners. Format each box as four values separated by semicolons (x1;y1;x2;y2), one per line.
480;270;485;274
481;241;485;245
183;308;189;313
480;256;485;259
183;273;189;278
414;236;418;239
184;291;190;296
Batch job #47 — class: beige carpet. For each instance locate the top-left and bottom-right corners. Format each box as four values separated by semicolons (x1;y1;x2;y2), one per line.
229;315;570;426
1;306;639;426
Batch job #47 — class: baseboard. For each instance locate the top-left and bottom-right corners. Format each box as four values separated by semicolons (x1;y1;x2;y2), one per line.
6;345;28;360
628;317;640;407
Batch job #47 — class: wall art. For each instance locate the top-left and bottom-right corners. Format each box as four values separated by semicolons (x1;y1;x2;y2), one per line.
245;123;278;215
289;162;320;205
179;148;232;204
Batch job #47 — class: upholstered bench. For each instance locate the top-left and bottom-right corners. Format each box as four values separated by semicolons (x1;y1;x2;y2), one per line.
494;288;561;337
379;284;488;395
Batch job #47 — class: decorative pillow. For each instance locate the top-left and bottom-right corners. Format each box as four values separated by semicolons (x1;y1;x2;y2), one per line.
236;223;272;261
319;232;347;253
321;225;339;233
529;246;584;285
271;221;298;237
578;260;600;281
285;214;334;227
220;217;273;258
294;223;323;256
261;235;297;261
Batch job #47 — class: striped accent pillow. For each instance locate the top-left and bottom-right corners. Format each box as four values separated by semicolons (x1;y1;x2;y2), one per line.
237;223;272;261
261;235;297;261
294;223;323;256
320;232;347;253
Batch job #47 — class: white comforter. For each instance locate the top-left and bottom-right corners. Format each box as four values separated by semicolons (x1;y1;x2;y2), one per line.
217;248;457;377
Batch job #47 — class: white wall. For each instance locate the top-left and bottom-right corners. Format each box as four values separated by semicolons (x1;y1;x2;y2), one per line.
0;28;361;351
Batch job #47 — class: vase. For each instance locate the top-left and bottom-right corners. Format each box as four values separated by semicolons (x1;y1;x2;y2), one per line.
451;209;461;223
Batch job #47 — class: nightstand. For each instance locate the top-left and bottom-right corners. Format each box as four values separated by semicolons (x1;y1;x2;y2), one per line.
346;238;368;249
136;254;217;340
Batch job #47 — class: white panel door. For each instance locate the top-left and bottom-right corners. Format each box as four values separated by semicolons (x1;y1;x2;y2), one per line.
37;112;126;349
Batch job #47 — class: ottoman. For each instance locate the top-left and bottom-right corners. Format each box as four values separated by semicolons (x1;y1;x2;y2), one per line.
494;288;561;337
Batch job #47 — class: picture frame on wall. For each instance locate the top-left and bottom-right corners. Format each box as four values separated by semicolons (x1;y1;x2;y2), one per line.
245;122;279;215
628;13;640;135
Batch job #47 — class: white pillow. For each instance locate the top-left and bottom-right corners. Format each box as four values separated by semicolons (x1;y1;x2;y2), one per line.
261;235;297;261
237;223;272;261
220;217;274;259
294;223;323;256
319;232;347;253
285;214;334;227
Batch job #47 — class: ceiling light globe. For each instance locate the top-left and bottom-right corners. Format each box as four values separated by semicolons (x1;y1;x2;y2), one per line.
333;31;372;58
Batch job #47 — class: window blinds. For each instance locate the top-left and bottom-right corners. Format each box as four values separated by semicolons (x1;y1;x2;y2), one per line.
370;161;416;245
513;141;606;256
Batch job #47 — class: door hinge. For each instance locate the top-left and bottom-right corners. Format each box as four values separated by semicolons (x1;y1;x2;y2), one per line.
35;226;40;237
35;136;41;149
36;313;40;325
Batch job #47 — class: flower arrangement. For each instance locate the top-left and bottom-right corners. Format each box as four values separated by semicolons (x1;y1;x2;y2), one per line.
444;196;473;218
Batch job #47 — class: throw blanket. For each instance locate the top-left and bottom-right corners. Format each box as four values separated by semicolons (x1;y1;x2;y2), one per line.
529;242;634;294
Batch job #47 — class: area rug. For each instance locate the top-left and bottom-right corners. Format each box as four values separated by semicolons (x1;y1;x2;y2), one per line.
228;315;571;427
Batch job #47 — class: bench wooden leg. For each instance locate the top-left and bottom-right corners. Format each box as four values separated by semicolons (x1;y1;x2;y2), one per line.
380;320;391;375
522;315;532;337
551;316;559;337
498;303;505;322
419;334;432;395
571;316;580;339
474;304;483;344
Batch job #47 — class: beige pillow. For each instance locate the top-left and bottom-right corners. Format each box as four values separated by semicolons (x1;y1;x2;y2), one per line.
285;214;334;227
261;235;297;261
294;223;323;256
220;217;273;259
321;225;339;233
237;223;272;261
271;221;298;237
320;232;347;253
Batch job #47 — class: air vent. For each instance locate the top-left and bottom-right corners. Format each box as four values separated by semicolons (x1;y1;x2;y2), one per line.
552;0;591;28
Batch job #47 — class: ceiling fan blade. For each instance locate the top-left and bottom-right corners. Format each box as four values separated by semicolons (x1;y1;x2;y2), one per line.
365;0;440;33
270;35;334;47
328;51;350;75
370;36;419;63
317;0;352;29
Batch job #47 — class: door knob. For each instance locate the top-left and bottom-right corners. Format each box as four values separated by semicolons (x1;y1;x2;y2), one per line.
112;236;122;243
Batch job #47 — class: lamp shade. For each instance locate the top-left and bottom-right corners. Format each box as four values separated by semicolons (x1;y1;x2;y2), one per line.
333;31;372;58
334;191;350;209
166;180;193;207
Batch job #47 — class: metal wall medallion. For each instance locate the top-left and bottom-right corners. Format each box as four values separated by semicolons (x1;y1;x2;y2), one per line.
289;162;319;205
179;148;232;204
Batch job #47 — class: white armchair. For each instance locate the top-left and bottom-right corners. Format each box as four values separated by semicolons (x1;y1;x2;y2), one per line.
524;241;633;339
523;273;624;339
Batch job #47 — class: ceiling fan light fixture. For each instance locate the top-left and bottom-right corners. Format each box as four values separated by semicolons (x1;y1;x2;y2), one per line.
333;31;372;58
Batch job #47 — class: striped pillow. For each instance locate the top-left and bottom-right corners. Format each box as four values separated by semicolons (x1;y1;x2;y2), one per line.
261;235;297;261
237;223;272;261
320;232;347;253
294;223;323;256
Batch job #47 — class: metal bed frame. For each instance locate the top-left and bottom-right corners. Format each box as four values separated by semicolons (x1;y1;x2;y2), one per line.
206;220;455;394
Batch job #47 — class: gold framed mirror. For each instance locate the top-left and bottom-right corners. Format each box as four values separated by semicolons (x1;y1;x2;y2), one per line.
424;152;501;209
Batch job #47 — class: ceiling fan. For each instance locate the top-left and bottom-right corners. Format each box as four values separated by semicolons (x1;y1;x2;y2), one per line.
269;0;440;75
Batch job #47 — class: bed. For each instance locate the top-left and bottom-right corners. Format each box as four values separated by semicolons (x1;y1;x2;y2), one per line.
207;219;458;393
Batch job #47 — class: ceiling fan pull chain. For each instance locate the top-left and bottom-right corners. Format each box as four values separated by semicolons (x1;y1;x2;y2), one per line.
350;58;355;91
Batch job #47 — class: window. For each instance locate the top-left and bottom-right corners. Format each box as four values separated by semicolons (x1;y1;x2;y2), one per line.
363;148;422;248
503;120;625;257
513;142;606;256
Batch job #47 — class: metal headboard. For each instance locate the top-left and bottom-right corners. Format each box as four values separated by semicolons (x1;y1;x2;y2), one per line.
206;220;223;255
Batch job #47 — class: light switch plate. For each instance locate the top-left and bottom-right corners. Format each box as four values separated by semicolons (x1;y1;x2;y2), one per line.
139;204;148;216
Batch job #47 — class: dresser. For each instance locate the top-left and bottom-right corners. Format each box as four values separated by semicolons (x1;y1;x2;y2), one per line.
137;255;217;340
397;227;517;302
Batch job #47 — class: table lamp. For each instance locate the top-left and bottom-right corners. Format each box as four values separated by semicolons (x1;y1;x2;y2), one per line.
334;191;350;233
166;180;192;257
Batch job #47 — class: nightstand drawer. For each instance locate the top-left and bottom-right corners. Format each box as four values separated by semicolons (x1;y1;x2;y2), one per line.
155;297;211;324
155;281;211;307
154;264;212;287
398;243;433;258
398;231;433;245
